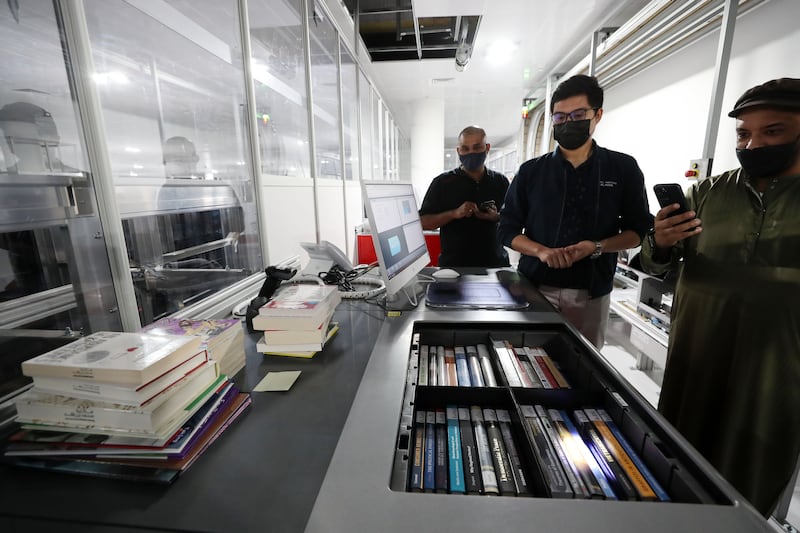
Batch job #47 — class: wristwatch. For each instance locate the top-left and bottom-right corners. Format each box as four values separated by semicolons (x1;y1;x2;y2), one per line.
590;240;603;259
645;227;657;250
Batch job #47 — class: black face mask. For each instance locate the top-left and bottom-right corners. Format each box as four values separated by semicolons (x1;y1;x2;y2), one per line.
736;135;800;178
553;119;591;150
459;151;487;172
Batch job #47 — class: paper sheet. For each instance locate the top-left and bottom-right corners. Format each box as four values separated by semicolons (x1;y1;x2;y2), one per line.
253;370;301;392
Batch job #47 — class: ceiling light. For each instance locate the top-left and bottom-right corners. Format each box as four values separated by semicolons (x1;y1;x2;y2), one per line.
486;40;515;65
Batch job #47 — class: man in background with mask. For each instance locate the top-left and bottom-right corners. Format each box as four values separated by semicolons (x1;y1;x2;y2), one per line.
640;77;800;517
419;125;510;267
499;74;651;348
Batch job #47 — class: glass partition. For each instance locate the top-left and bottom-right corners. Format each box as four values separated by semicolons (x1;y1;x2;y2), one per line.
358;69;373;181
340;41;358;181
308;2;342;180
247;0;310;178
0;0;121;334
84;0;263;325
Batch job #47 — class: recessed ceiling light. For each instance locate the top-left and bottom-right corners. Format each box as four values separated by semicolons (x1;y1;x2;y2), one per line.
486;40;515;65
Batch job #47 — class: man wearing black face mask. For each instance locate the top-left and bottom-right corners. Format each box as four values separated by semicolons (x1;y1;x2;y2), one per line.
640;77;800;517
499;75;651;348
419;125;510;267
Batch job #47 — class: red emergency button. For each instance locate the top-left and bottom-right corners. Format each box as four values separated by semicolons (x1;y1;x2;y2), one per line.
685;169;698;177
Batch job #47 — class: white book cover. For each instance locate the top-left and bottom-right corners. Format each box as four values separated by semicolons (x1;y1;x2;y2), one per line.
258;284;341;317
21;331;204;387
30;351;209;407
15;362;219;433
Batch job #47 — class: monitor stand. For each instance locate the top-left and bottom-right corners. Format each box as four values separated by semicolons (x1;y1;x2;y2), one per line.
384;278;425;311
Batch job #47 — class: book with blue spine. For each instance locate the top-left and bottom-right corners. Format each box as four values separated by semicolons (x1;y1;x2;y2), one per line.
445;406;465;494
464;346;485;387
453;346;471;387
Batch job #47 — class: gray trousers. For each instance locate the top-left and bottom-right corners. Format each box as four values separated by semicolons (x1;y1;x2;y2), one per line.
538;286;610;349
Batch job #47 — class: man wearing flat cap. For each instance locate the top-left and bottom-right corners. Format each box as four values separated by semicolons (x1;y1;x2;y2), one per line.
640;77;800;516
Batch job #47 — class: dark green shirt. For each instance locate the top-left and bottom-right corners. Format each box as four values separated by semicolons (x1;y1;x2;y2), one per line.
641;168;800;515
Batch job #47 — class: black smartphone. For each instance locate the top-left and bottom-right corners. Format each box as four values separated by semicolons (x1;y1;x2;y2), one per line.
653;183;690;215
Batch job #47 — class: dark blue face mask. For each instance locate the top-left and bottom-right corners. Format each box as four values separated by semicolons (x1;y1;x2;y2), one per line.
459;151;487;172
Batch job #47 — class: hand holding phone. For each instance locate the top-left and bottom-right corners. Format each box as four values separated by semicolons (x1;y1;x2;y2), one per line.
652;183;701;246
479;200;496;212
653;183;690;215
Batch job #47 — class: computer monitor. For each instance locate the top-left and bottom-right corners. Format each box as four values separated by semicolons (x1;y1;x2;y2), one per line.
361;180;430;307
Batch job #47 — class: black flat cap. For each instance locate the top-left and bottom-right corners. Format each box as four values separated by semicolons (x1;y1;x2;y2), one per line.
728;78;800;117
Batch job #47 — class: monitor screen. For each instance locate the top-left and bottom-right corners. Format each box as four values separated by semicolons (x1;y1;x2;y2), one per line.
361;181;430;298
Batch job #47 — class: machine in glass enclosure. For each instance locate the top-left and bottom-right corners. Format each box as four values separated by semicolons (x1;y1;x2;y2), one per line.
83;0;265;325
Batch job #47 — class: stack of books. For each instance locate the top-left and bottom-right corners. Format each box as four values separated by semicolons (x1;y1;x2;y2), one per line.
2;331;251;484
251;284;341;358
141;318;246;378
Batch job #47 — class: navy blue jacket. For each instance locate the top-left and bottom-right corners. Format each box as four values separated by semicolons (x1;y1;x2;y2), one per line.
498;143;652;297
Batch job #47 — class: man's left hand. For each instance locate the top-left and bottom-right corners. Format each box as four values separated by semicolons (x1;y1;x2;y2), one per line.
564;240;595;261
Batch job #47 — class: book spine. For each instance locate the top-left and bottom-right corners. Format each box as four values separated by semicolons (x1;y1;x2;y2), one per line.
555;409;617;500
504;341;534;388
457;407;482;494
434;409;448;493
483;408;516;495
465;346;485;387
547;408;607;499
409;410;426;491
475;344;498;387
590;408;668;501
523;347;551;388
15;362;217;433
446;406;465;494
444;348;457;387
436;346;447;387
514;347;542;388
470;405;499;495
428;347;437;386
541;353;570;388
453;347;471;387
423;411;435;491
573;409;637;501
490;339;522;387
520;405;572;498
496;408;530;495
417;346;428;387
535;405;588;498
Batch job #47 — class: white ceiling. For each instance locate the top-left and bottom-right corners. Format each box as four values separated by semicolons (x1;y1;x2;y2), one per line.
364;0;651;147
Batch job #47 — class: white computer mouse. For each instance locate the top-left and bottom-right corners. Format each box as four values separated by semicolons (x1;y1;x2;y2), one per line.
432;268;460;280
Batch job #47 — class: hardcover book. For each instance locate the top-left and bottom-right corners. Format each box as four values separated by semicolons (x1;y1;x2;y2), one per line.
457;406;482;494
21;331;204;387
496;408;530;495
445;406;465;494
409;410;425;491
475;344;497;387
434;409;448;493
483;408;516;495
520;405;572;499
470;405;499;495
